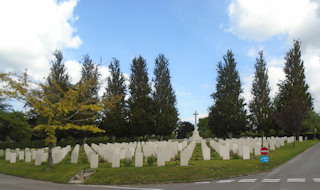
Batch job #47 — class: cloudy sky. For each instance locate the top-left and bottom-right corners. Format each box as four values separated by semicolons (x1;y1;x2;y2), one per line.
1;0;320;124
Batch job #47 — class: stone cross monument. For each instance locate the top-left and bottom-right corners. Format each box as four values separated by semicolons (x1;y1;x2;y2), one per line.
189;110;202;142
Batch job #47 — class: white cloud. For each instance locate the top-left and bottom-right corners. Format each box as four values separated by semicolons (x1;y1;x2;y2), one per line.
65;60;82;84
247;47;257;58
227;0;319;42
0;0;81;81
98;66;111;97
242;74;253;107
227;0;320;112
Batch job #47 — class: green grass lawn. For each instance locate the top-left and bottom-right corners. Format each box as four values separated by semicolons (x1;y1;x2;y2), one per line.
0;140;318;184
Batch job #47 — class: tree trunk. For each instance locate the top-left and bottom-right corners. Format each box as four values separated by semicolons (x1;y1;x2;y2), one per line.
293;133;296;148
160;135;164;141
112;136;116;143
261;131;265;146
46;142;53;170
227;132;233;139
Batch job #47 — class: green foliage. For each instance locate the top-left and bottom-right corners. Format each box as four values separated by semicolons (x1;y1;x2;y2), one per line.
101;58;128;138
209;50;247;138
124;158;133;167
301;110;320;134
0;109;32;142
198;117;208;133
153;54;179;138
230;152;241;159
274;40;313;138
147;155;157;166
176;121;194;139
249;51;272;136
128;56;154;137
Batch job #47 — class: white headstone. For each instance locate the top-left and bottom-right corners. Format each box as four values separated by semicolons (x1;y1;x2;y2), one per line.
269;141;275;150
221;146;230;160
25;152;31;163
52;152;60;164
90;154;99;169
112;152;120;168
254;143;261;156
19;151;24;160
157;152;165;167
15;148;19;157
202;148;211;160
35;153;42;166
242;146;250;160
299;136;303;142
5;149;11;161
135;151;143;167
10;153;16;163
180;150;188;166
71;152;78;164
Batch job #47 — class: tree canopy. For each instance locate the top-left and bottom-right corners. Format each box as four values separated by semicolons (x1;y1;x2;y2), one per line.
153;54;179;140
249;50;272;136
208;50;247;138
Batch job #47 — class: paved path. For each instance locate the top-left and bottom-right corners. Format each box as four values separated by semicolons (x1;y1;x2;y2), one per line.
1;143;320;190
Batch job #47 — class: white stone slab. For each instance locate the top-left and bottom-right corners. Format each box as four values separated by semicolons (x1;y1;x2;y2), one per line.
157;152;165;167
5;149;11;161
242;146;250;160
25;152;31;162
180;150;188;166
71;152;78;164
112;152;120;168
269;141;275;150
135;151;143;167
90;154;99;169
221;146;230;160
35;153;42;166
10;153;16;163
52;152;60;164
18;151;24;160
202;147;211;160
254;143;261;156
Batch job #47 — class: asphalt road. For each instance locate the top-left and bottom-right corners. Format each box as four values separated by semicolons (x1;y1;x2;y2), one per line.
1;143;320;190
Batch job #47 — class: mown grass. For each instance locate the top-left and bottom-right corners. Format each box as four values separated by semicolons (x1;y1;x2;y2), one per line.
0;140;318;184
0;146;90;182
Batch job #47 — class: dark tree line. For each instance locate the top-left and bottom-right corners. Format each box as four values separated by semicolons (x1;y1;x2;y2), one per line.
208;40;314;140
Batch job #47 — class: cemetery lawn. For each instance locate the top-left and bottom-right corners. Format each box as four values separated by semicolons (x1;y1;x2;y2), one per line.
0;140;318;184
85;140;319;184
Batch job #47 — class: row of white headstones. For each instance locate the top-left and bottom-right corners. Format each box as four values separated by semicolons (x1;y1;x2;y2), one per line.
0;136;304;168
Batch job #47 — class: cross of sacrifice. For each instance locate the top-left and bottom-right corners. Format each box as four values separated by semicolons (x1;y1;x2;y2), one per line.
193;110;198;128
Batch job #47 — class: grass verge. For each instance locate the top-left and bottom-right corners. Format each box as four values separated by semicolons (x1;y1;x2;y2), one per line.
0;140;318;184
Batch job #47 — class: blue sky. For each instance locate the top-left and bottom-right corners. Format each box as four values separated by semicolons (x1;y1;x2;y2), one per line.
1;0;320;124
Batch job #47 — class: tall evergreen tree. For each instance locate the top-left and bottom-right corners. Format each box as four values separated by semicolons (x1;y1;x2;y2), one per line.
153;54;179;140
274;40;313;144
249;51;272;136
79;54;100;103
101;58;127;140
69;54;101;141
45;50;71;104
77;54;101;124
208;50;247;138
128;56;154;138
